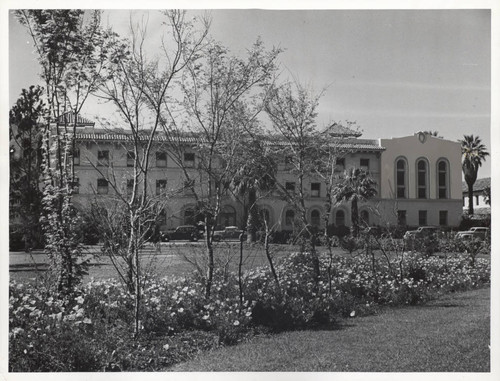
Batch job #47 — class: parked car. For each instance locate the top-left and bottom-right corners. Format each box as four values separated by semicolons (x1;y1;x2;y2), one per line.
403;226;439;240
161;225;202;242
213;226;246;242
455;227;490;240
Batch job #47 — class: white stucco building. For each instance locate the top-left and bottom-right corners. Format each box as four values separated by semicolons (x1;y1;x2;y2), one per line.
64;114;463;231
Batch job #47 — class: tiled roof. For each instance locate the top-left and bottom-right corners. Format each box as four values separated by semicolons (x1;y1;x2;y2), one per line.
462;177;490;192
75;132;384;151
57;112;95;126
321;122;362;137
75;133;199;144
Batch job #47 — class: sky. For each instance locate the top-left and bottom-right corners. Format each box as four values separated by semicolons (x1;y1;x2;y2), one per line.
8;8;492;179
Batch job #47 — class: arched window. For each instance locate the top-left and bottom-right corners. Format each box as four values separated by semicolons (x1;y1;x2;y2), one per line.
335;210;345;226
219;205;236;227
311;209;321;226
184;208;195;225
416;159;428;199
360;210;369;226
395;158;407;198
437;159;449;199
285;210;295;227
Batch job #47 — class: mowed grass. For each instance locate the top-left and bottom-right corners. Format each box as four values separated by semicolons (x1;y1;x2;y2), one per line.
169;287;490;372
9;242;300;283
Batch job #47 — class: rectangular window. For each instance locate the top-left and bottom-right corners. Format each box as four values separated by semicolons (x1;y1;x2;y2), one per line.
336;158;345;171
156;179;167;195
311;182;320;197
360;158;370;170
439;210;448;226
418;210;427;226
97;150;109;167
397;210;406;226
73;149;80;166
285;182;296;193
156;151;167;167
127;151;135;167
72;177;80;194
184;152;195;168
97;178;108;194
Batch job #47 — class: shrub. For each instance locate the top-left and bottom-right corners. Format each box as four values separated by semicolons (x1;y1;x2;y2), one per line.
9;245;491;371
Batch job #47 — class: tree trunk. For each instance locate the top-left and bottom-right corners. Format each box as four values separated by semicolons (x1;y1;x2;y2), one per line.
246;188;258;243
351;197;359;237
205;220;214;299
468;182;474;215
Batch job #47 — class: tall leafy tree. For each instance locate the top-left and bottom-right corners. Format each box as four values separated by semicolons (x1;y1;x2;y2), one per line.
230;135;277;242
460;135;489;215
9;86;46;251
15;10;114;294
332;167;377;237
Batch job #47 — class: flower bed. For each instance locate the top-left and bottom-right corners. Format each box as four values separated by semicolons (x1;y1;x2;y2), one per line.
9;251;490;371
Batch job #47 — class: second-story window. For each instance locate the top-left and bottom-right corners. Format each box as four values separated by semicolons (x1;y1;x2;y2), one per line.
156;152;167;167
97;150;109;167
184;152;195;168
97;178;108;194
335;158;345;172
360;158;370;171
72;176;80;194
73;149;80;166
396;158;407;199
417;159;428;199
285;181;296;193
437;160;448;199
156;179;167;195
311;182;320;197
127;151;135;167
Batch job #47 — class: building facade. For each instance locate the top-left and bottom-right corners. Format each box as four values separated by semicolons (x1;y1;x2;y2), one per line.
66;116;463;232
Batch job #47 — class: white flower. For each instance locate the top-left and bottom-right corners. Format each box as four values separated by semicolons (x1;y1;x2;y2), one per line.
163;344;170;351
350;311;356;317
178;308;184;313
233;320;240;326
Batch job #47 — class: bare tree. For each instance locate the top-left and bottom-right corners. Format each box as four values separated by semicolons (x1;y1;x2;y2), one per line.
92;10;209;337
264;81;324;281
160;38;281;298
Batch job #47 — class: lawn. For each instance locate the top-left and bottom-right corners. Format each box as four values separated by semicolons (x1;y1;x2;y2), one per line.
9;242;303;283
169;287;490;372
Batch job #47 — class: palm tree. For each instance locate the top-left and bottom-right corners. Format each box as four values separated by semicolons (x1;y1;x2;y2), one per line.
460;135;489;215
231;139;277;242
332;168;377;237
